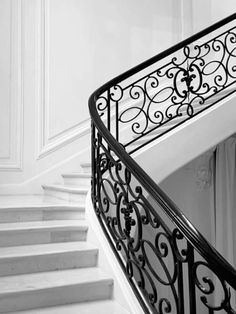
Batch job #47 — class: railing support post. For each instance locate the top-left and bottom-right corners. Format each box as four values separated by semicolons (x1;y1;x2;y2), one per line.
188;243;196;314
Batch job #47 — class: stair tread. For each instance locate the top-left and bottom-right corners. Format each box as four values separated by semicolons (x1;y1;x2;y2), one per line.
0;195;82;208
0;241;97;259
42;185;89;194
80;162;91;167
0;267;112;295
8;300;129;314
0;204;85;211
0;220;88;231
62;173;91;178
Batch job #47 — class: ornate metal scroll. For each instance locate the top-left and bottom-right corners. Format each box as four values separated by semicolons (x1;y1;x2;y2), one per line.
96;25;236;153
91;128;236;313
90;13;236;314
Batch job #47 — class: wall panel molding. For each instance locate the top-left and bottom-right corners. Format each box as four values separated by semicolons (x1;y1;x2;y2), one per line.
36;0;90;161
0;0;23;171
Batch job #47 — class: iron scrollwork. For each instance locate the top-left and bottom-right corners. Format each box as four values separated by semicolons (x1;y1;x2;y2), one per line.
96;25;236;152
193;261;236;314
92;127;236;313
93;134;183;313
90;13;236;314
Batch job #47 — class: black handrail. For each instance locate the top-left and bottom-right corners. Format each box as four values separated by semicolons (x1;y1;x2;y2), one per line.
89;84;236;287
89;12;236;313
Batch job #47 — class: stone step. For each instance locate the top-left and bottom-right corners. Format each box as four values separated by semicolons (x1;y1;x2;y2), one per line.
0;220;88;247
80;162;91;174
62;173;91;187
0;195;85;222
0;204;85;223
0;267;113;313
0;242;98;276
42;185;88;202
8;300;130;314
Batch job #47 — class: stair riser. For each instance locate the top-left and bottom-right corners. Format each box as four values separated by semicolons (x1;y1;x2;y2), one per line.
0;210;84;223
44;190;87;203
0;228;87;247
0;250;98;276
63;177;90;187
81;165;91;174
0;280;113;313
42;210;84;221
7;301;130;314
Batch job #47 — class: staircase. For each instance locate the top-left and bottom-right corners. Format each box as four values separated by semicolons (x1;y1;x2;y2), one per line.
89;13;236;314
1;11;236;314
0;163;129;313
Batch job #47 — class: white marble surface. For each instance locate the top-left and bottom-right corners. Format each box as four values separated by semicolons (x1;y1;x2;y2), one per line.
0;195;80;208
0;241;96;258
0;242;98;276
8;300;129;314
0;268;113;313
0;267;111;293
0;220;88;231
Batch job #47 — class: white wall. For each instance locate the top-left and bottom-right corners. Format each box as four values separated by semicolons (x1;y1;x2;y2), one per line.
0;0;182;192
211;0;235;23
160;154;214;243
2;0;233;192
180;0;235;40
0;0;22;173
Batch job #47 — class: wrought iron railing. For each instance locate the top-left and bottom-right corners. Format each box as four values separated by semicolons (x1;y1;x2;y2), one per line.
89;13;236;314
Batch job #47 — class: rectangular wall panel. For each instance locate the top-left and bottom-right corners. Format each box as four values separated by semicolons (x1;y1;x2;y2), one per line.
0;0;11;158
0;0;23;171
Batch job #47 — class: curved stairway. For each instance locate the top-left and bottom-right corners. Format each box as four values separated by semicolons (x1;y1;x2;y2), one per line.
0;163;129;314
1;11;236;314
89;13;236;314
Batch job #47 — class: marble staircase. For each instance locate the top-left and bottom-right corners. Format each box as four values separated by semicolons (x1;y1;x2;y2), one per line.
0;163;129;314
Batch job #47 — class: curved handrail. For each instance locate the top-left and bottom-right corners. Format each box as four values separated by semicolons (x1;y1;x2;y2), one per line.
89;87;236;288
89;12;236;313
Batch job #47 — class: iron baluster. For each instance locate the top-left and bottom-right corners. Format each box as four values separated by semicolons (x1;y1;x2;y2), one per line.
177;260;185;314
89;12;236;314
187;242;196;314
